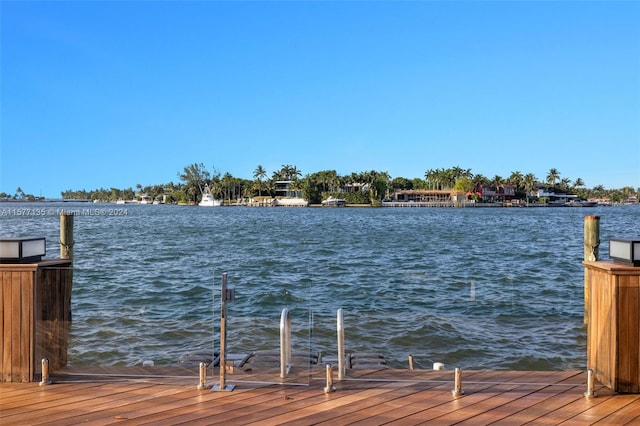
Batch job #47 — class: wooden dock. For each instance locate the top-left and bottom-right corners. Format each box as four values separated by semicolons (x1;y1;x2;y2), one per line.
2;367;640;425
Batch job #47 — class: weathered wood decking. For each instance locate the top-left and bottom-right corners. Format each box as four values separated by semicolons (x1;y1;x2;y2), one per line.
2;367;640;425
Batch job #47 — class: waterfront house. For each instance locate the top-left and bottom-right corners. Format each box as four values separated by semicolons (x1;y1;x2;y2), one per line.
478;184;517;203
274;181;308;206
343;182;369;193
391;189;455;204
535;189;579;205
274;181;302;198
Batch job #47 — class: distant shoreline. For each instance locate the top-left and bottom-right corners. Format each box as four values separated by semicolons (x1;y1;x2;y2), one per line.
2;199;637;208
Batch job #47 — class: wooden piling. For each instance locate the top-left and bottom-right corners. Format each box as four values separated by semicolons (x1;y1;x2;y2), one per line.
60;213;74;261
584;215;600;262
584;216;600;324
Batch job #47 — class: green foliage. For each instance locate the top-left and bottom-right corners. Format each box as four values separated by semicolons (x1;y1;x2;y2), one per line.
425;166;472;189
179;163;211;204
454;177;474;193
391;177;413;190
412;178;428;190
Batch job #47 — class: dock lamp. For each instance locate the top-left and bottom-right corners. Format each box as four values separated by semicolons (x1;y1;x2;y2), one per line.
0;237;46;263
609;238;640;267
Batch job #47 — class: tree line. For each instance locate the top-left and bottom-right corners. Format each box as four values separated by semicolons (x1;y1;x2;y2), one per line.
3;164;638;205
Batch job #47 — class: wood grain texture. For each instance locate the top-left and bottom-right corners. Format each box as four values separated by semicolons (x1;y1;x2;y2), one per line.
2;368;639;425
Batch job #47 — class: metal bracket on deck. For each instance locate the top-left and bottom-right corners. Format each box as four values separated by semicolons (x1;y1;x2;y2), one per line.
212;383;236;392
451;368;464;396
584;369;597;398
323;364;336;393
39;358;52;386
197;362;208;390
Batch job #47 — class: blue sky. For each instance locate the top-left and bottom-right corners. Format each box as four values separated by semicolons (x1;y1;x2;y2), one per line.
1;1;639;198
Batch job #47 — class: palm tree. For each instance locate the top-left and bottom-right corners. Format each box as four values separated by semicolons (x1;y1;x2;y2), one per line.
592;185;606;198
523;173;538;204
472;174;489;191
425;168;450;189
326;170;340;192
272;164;300;181
441;169;456;189
424;166;472;190
289;175;304;199
572;177;586;199
361;170;390;205
424;169;438;189
314;170;340;193
221;172;235;204
491;175;504;188
546;168;560;190
559;178;572;193
253;165;267;196
291;166;302;180
508;171;524;191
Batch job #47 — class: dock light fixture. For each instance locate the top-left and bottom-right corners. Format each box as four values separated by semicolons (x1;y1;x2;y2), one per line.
609;238;640;267
0;237;46;263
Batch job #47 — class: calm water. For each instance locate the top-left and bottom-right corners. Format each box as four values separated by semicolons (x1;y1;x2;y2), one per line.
3;203;639;371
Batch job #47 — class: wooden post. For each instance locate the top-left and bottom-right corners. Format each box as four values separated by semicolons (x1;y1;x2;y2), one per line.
584;215;600;262
60;213;74;261
584;216;600;323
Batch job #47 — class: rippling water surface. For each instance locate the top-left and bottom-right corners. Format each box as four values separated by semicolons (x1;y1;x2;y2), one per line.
3;203;639;371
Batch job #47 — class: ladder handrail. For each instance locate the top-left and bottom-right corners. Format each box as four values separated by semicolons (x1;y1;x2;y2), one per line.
337;308;345;380
279;308;345;380
280;308;292;378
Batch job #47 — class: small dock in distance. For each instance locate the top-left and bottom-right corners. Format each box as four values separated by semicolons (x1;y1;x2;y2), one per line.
3;366;640;425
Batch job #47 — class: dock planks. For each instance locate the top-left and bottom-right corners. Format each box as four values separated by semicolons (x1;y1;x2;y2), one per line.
2;368;640;425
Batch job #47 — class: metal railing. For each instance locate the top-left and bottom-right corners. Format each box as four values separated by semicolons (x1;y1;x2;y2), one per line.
337;308;345;380
280;308;292;378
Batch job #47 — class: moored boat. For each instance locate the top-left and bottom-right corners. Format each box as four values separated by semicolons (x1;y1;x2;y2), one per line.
566;200;598;207
198;184;221;207
321;196;346;207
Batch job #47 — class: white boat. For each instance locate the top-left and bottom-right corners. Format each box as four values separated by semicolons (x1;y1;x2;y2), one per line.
199;184;221;207
321;196;346;207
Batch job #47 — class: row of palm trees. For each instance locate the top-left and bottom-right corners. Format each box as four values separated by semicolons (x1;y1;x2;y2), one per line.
421;167;581;193
177;163;628;205
56;164;638;205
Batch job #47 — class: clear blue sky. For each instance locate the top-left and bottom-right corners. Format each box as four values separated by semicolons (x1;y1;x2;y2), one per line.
1;1;639;198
